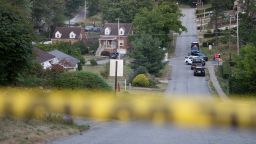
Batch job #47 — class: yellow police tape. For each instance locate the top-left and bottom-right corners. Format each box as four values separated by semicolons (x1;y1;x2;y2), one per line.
0;88;255;129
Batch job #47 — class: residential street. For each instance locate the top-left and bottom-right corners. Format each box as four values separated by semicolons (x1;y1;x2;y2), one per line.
49;8;256;144
166;9;210;96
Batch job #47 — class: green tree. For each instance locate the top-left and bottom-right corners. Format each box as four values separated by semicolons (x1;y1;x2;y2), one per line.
133;2;186;47
100;0;154;23
0;2;33;85
64;0;85;17
239;0;256;46
87;0;100;16
130;34;164;74
31;0;65;37
230;44;256;94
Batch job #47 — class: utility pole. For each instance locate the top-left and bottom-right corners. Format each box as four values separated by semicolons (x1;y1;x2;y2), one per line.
200;0;203;32
84;0;87;20
236;11;239;55
229;15;232;60
117;18;120;52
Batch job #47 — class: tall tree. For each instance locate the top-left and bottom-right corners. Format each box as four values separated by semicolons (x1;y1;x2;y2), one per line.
31;0;65;37
64;0;85;17
87;0;100;16
133;2;186;47
0;2;33;85
230;44;256;94
100;0;154;23
130;34;164;74
239;0;256;46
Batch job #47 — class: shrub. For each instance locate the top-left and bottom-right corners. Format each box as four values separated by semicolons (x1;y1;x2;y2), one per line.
52;71;111;90
132;74;150;87
128;66;148;84
17;75;46;87
90;59;98;66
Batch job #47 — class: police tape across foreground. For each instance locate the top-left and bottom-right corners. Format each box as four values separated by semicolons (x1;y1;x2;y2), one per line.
0;88;255;129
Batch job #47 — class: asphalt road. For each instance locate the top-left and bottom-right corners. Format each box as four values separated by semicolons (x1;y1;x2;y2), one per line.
165;8;210;96
65;10;85;25
49;8;256;144
49;119;256;144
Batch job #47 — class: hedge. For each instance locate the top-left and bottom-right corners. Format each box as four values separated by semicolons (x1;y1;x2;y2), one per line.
52;71;111;90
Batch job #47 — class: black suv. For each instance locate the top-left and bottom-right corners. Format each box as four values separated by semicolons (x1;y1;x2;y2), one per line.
194;66;205;76
191;58;205;70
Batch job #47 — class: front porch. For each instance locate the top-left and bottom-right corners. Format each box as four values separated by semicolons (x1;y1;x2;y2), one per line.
96;37;118;56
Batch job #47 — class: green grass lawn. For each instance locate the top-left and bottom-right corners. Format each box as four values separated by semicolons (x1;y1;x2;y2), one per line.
82;57;170;93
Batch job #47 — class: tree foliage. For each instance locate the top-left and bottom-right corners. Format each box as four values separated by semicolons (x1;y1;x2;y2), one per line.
31;0;65;35
64;0;85;17
133;2;186;47
239;0;256;46
130;34;164;74
0;2;33;85
87;0;101;16
100;0;154;23
230;45;256;94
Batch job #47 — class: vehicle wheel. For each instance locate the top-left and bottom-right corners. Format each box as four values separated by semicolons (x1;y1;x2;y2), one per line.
185;61;188;65
194;73;196;76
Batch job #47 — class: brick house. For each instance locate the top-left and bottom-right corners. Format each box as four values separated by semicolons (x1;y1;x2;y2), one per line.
96;23;133;56
51;27;87;45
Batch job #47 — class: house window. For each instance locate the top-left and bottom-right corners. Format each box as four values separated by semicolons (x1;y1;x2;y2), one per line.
69;31;76;39
105;27;110;35
55;31;62;38
119;39;124;46
119;28;125;35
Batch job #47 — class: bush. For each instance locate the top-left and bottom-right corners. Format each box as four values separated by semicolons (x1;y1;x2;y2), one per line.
132;74;150;87
90;59;98;66
52;71;111;90
128;66;148;84
17;75;46;87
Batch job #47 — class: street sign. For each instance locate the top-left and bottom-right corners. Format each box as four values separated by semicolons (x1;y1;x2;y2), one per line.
109;59;123;77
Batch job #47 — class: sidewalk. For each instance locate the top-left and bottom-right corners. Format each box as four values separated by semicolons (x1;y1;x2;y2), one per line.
207;63;228;100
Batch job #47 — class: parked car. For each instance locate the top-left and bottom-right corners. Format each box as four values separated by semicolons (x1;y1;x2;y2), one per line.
184;56;197;65
85;25;94;32
110;52;119;59
190;50;200;56
197;53;208;61
194;66;205;76
93;27;101;32
191;58;205;70
191;42;199;51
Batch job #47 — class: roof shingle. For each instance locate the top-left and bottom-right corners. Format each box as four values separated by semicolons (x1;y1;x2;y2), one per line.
52;27;83;39
101;23;132;35
32;48;55;63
